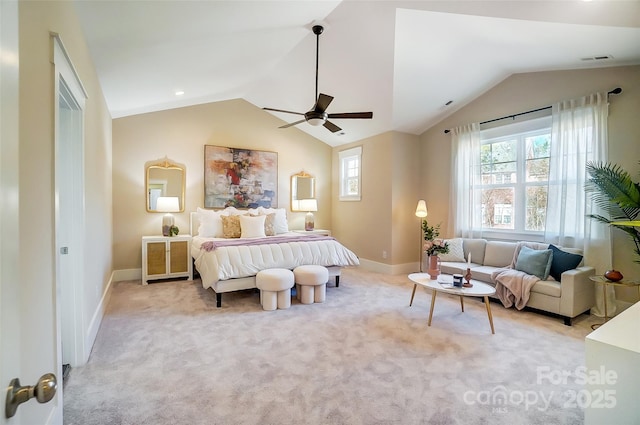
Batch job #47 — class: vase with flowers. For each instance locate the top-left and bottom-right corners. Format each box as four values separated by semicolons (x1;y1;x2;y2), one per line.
422;220;449;279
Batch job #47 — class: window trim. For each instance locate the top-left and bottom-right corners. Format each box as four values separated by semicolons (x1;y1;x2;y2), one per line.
339;146;362;201
478;116;551;240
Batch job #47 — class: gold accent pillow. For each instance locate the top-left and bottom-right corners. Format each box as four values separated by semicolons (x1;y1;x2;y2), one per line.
221;215;241;238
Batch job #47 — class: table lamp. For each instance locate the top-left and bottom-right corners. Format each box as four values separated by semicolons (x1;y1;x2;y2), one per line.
156;196;180;236
299;199;318;231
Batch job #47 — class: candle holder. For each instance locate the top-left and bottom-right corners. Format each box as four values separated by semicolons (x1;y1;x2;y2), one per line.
463;268;473;288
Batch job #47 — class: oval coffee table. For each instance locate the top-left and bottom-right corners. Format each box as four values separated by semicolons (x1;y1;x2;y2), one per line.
408;273;496;334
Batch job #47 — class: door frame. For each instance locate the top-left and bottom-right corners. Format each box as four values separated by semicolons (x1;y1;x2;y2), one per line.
52;33;88;367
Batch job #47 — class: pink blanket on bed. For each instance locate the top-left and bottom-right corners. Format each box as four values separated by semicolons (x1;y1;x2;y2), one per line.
200;234;335;252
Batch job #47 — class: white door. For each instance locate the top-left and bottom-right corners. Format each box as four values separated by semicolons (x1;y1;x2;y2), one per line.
1;2;61;424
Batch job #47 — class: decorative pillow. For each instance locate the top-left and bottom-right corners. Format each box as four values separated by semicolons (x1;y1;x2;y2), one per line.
258;207;288;234
548;244;583;281
438;238;465;262
196;207;228;238
249;213;276;236
240;214;266;238
515;246;553;280
263;213;276;236
223;206;242;216
221;215;241;238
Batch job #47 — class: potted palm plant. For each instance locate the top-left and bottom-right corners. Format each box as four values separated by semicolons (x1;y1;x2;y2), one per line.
585;161;640;264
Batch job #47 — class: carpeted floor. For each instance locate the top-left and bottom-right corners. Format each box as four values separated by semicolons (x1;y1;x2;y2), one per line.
63;267;599;425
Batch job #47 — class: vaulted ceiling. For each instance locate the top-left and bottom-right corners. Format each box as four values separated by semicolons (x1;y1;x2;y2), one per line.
74;1;640;146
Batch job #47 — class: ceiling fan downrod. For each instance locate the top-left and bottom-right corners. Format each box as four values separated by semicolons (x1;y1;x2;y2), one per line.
261;22;373;133
312;25;323;104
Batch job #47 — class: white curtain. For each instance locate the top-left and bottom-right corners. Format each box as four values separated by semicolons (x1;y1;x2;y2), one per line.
449;123;482;238
545;91;612;316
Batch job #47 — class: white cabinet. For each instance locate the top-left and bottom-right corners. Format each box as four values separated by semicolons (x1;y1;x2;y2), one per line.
142;235;193;284
585;302;640;424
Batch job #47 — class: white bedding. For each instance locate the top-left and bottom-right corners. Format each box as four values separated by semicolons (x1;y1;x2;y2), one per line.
192;232;360;290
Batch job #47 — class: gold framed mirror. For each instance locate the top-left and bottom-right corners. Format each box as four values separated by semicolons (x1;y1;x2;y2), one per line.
145;158;186;212
291;171;315;211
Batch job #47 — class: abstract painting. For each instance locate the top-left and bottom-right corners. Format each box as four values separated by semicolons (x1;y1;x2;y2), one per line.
204;145;278;209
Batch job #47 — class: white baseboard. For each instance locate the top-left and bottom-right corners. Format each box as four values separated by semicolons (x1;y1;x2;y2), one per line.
113;268;141;282
82;271;114;366
357;259;420;275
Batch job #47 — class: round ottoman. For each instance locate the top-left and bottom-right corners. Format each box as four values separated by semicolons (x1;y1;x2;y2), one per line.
256;268;294;311
293;265;329;304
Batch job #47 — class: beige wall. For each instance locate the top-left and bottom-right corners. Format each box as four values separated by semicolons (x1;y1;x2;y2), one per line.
420;65;640;286
112;99;332;270
331;131;420;271
113;65;639;282
19;0;112;378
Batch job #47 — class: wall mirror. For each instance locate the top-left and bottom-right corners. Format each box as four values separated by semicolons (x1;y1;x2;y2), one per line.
291;171;315;211
145;158;186;212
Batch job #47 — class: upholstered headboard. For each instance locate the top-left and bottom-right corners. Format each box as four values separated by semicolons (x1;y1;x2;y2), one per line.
190;212;201;236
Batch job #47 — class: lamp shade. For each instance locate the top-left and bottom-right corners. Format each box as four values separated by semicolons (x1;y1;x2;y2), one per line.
156;196;180;213
299;198;318;212
415;200;428;218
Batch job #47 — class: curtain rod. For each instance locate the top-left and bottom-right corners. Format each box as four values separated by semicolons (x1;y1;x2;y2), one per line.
443;87;622;134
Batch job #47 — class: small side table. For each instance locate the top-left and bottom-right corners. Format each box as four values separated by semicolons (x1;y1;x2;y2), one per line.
142;235;193;284
589;275;640;329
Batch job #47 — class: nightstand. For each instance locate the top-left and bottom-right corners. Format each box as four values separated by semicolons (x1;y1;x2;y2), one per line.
142;235;193;284
292;229;331;236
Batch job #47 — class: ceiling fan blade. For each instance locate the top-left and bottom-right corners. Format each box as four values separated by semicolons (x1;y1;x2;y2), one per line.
323;120;342;133
279;119;306;129
263;107;305;116
314;93;334;113
328;112;373;119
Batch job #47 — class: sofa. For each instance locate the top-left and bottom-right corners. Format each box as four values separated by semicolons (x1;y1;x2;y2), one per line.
437;238;595;325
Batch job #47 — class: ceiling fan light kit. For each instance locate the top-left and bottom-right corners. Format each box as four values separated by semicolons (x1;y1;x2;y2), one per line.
263;24;373;133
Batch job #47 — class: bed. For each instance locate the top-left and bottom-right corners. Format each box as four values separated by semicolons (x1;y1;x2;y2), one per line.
189;207;360;307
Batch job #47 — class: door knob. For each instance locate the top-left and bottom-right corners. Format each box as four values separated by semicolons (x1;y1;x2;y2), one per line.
5;373;57;418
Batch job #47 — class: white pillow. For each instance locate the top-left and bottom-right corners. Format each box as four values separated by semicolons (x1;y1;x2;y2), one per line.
240;214;266;238
197;207;228;238
258;207;288;234
438;238;466;262
223;206;243;216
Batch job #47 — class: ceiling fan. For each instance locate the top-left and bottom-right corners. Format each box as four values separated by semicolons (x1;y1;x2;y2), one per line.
263;24;373;133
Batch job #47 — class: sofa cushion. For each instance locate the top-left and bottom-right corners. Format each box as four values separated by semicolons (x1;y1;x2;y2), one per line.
548;244;583;281
515;246;553;280
463;239;487;266
470;265;505;283
483;241;518;267
440;262;469;276
531;279;561;298
439;238;465;262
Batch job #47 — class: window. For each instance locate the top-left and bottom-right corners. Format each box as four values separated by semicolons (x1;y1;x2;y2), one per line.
479;116;551;235
339;146;362;201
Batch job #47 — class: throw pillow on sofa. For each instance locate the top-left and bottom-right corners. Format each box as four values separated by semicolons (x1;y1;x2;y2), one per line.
548;244;583;281
515;246;553;280
438;238;466;262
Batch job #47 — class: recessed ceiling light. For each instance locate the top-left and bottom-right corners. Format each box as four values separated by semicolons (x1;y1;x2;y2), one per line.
175;90;185;96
